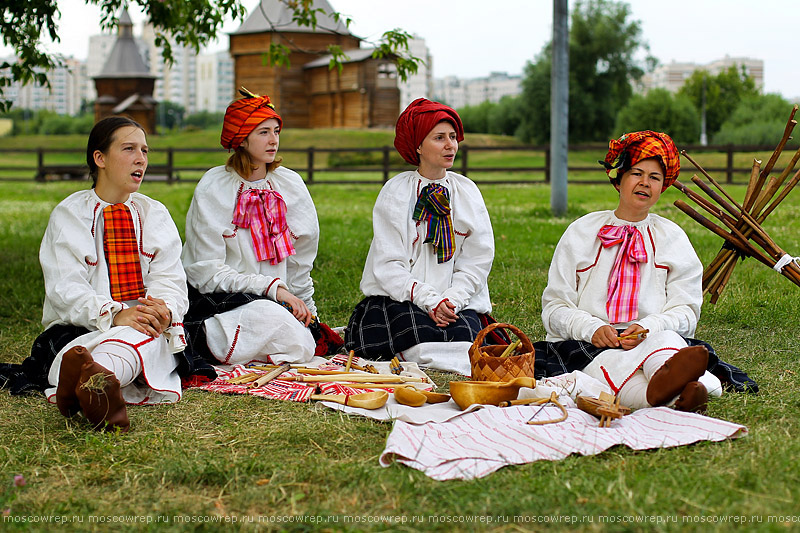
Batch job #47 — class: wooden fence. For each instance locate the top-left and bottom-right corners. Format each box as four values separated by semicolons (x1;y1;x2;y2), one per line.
0;143;792;185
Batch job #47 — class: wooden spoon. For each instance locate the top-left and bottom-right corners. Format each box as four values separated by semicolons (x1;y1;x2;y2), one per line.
394;386;426;406
310;390;388;410
394;386;452;406
418;390;451;404
449;376;536;410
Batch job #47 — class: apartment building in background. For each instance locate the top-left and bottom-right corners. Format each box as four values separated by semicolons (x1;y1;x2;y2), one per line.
433;72;523;109
196;51;235;113
639;56;764;94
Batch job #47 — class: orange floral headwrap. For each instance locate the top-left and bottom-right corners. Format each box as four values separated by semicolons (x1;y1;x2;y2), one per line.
394;98;465;166
600;130;680;191
220;88;283;151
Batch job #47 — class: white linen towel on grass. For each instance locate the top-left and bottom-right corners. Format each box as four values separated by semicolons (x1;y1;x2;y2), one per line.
379;406;747;481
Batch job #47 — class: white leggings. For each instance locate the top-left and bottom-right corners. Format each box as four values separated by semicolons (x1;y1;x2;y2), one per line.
617;349;723;409
91;341;142;387
616;349;675;409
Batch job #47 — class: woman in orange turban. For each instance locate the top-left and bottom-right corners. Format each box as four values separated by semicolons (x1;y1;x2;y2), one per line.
344;98;495;376
536;130;757;412
182;89;341;368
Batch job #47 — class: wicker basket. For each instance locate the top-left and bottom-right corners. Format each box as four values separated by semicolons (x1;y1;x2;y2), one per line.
469;322;535;382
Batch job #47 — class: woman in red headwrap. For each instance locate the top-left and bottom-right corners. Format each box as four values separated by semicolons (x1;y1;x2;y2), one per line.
182;89;339;367
344;98;495;375
534;130;755;412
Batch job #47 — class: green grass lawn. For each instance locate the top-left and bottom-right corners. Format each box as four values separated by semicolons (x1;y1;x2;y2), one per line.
2;174;800;530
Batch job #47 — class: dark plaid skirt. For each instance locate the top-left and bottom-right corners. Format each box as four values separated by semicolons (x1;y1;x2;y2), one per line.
344;295;483;360
0;320;217;397
532;337;758;393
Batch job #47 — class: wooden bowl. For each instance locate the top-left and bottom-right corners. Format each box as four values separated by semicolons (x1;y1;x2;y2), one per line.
394;386;426;407
419;390;451;404
310;391;389;409
394;386;452;407
449;377;535;410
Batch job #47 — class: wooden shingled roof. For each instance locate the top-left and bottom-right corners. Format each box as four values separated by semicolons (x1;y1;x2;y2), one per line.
233;0;353;36
95;8;155;79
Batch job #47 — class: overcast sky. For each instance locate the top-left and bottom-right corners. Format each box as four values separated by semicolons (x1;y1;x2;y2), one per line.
4;0;799;99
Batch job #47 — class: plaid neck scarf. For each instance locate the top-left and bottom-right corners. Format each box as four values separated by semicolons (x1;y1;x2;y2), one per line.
232;188;295;265
103;204;147;302
413;184;455;263
597;224;648;324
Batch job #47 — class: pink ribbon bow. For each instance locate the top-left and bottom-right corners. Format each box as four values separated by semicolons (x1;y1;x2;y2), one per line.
597;224;648;324
233;188;296;264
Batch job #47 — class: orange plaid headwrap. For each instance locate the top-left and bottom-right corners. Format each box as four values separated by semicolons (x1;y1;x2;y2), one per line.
220;88;283;151
600;130;680;191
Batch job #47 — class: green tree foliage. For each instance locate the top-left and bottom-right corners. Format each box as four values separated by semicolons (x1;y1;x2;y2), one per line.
459;102;492;134
183;111;225;130
517;53;550;144
712;93;794;145
518;0;651;144
459;97;523;138
0;109;95;134
488;96;523;137
0;0;420;112
677;65;760;140
156;101;186;131
614;88;700;144
0;0;248;112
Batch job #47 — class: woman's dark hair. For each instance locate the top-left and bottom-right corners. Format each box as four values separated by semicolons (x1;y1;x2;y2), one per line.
608;151;665;187
86;116;145;186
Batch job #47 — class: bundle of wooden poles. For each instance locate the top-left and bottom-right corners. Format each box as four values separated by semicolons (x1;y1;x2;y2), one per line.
672;104;800;303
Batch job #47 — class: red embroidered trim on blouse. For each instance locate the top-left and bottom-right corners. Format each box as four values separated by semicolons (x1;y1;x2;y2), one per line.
646;227;669;270
222;325;241;365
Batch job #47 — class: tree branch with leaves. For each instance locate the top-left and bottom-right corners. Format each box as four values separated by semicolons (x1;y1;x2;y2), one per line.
0;0;422;112
257;0;421;78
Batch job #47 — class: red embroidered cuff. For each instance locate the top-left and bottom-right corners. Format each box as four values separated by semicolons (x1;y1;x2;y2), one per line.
433;298;450;314
265;278;281;297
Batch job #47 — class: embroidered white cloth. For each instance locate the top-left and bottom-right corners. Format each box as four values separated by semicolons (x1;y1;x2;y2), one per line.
191;357;435;403
379;406;747;480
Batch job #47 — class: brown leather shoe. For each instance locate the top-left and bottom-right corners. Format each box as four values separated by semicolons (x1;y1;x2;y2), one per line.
56;346;92;417
75;362;130;432
646;346;708;407
674;381;709;413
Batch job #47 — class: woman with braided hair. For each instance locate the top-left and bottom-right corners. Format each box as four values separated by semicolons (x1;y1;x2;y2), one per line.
182;89;341;367
538;130;732;412
345;98;495;375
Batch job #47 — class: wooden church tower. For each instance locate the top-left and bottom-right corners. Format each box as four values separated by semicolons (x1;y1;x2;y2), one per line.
93;9;158;133
229;0;400;128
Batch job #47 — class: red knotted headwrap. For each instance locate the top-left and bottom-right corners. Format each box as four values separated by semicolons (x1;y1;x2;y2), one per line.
220;88;283;151
394;98;465;166
600;130;680;191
